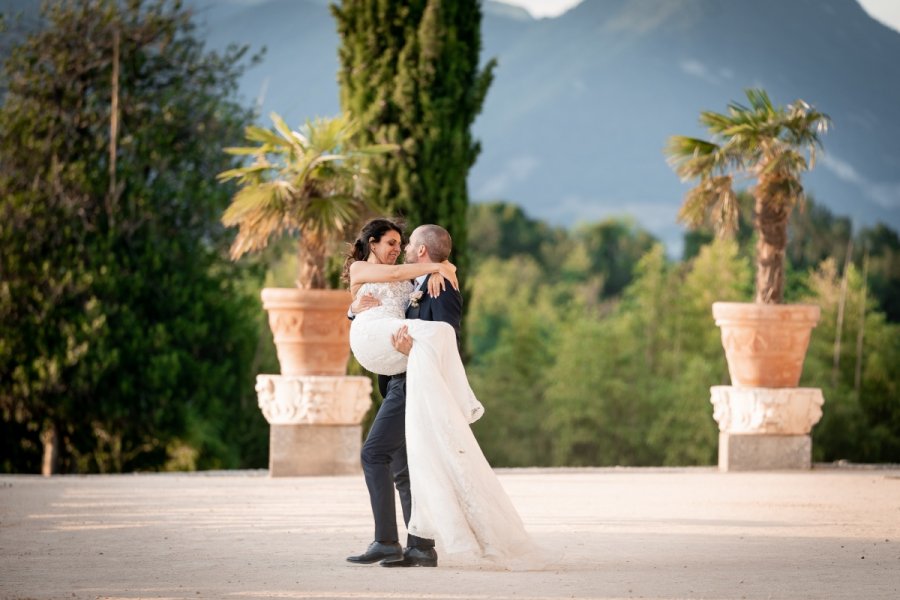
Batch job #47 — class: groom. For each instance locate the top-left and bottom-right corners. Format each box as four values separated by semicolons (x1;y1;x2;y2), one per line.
346;224;461;569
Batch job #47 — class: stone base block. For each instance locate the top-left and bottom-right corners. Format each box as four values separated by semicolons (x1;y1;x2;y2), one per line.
718;433;811;472
269;424;362;477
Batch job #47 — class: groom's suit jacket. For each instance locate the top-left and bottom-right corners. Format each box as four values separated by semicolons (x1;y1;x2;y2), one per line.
376;274;463;398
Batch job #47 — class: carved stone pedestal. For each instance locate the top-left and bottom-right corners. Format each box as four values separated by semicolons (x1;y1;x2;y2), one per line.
710;386;824;471
256;375;372;477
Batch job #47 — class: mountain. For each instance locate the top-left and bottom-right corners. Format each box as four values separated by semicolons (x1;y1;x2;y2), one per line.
8;0;900;253
472;0;900;252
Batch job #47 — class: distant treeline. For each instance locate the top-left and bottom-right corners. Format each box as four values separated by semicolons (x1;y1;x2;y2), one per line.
464;201;900;466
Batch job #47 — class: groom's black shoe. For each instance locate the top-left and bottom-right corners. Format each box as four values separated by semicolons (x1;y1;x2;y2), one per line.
346;541;403;564
381;546;438;567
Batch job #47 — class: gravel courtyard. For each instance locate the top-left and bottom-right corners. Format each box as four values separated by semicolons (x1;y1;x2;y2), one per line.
2;467;899;600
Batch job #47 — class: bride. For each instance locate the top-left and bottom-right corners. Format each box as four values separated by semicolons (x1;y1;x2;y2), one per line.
345;218;538;568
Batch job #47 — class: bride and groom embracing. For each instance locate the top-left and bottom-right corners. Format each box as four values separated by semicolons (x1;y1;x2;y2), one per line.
343;218;540;569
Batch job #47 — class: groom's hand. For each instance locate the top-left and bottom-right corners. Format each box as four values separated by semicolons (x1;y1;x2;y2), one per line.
391;325;412;356
351;294;381;314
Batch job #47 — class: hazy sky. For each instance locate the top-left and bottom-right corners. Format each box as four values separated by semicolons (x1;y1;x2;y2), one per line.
497;0;900;33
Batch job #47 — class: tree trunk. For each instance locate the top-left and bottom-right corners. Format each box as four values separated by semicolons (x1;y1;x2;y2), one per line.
107;28;120;231
41;422;59;476
753;190;791;304
833;239;853;387
855;248;869;399
296;231;327;289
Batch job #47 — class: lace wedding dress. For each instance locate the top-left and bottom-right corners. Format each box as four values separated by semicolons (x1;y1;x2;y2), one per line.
349;280;539;567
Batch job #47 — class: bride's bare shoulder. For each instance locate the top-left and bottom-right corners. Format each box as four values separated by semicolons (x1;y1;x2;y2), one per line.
348;260;371;285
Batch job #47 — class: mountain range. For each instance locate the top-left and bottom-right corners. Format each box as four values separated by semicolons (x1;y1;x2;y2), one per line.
9;0;900;253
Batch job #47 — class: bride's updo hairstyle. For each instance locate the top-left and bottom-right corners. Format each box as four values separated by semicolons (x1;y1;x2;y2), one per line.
342;218;404;284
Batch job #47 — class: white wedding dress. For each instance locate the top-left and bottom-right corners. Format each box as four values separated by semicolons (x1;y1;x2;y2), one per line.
349;280;539;567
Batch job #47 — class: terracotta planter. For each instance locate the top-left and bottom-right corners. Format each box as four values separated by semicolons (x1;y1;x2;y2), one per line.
712;302;821;388
261;288;352;376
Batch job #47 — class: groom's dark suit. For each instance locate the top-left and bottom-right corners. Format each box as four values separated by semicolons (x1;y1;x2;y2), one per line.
362;275;463;549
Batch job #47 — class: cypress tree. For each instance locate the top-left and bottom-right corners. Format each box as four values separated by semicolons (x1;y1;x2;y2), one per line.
332;0;495;280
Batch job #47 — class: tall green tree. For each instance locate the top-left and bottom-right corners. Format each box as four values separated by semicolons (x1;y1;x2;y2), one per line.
855;224;900;323
0;0;265;473
332;0;496;281
573;219;658;298
802;260;900;462
468;202;567;268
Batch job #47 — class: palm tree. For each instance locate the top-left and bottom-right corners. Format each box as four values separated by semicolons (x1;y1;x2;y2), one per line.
666;89;830;303
218;113;395;288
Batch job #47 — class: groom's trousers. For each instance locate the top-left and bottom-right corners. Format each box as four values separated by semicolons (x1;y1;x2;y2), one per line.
361;374;434;549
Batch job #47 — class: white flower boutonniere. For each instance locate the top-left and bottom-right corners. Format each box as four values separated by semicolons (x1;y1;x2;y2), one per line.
409;290;424;308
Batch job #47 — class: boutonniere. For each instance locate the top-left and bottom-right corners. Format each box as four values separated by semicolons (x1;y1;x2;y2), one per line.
409;290;424;308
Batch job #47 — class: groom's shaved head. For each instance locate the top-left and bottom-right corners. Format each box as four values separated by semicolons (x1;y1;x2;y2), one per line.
413;225;452;262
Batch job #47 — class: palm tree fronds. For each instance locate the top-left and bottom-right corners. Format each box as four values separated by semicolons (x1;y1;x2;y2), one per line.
217;112;394;287
244;125;288;147
677;175;738;236
222;182;280;226
665;136;722;180
216;162;272;183
270;112;302;149
744;88;774;113
302;194;359;232
223;145;265;156
760;148;809;178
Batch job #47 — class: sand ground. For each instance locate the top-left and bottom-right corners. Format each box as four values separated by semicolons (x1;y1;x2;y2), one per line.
1;466;899;600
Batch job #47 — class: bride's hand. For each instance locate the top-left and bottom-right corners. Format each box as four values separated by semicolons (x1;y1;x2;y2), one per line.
437;261;459;291
427;273;445;298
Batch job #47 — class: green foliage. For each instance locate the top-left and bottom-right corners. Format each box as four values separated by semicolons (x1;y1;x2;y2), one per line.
219;112;396;289
470;308;555;467
542;241;746;467
332;0;496;283
466;201;898;466
465;203;763;466
787;200;854;273
467;202;657;300
468;202;567;268
855;224;900;322
801;260;900;461
0;0;266;473
545;316;663;466
572;219;658;297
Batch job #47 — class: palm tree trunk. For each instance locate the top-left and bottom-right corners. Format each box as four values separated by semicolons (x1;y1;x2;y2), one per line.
41;421;59;476
296;231;327;289
753;189;791;304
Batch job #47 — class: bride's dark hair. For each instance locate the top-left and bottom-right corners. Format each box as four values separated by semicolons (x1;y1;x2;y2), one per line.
342;218;405;285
